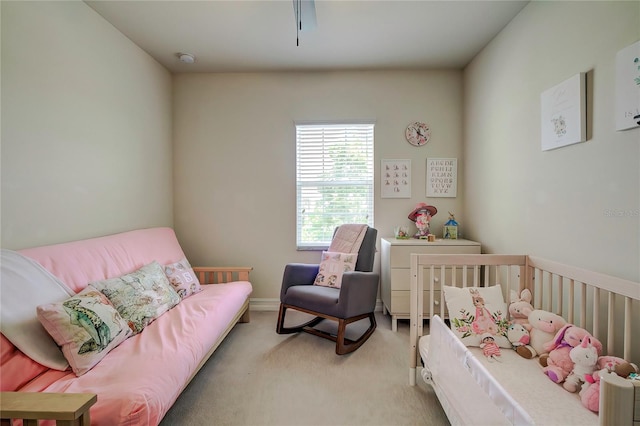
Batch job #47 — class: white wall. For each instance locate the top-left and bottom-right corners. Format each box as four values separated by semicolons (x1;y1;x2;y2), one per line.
464;1;640;282
173;71;463;300
1;1;173;249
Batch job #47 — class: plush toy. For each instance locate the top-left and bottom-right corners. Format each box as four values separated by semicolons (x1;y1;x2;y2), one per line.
506;323;537;359
596;355;639;377
580;368;603;413
580;359;640;413
527;309;567;357
563;335;598;392
508;289;534;327
541;324;602;384
480;333;502;362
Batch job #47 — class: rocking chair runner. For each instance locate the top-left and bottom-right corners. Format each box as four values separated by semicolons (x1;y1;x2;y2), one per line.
276;226;379;354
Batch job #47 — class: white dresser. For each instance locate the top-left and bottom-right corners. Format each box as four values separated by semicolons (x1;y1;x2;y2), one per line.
380;237;481;331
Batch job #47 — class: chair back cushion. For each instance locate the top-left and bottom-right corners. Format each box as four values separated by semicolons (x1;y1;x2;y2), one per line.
355;227;377;272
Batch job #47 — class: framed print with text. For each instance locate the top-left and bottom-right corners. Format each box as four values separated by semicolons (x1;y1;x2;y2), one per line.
426;158;457;198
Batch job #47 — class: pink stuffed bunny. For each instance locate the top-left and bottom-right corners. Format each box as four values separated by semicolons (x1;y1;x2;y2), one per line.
542;324;602;384
508;289;534;327
564;335;598;392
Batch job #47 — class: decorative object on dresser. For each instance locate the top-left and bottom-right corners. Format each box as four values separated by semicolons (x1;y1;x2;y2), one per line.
443;211;458;239
380;237;481;332
408;202;437;239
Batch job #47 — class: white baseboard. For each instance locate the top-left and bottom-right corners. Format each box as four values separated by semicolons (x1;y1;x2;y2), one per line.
250;298;384;312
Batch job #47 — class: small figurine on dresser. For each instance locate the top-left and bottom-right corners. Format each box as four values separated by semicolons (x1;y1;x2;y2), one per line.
408;203;437;239
443;212;458;239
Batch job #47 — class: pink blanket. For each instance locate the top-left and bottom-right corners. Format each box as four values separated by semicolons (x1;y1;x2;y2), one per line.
0;227;252;425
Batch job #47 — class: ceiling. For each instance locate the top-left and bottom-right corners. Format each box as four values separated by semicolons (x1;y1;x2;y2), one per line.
85;0;529;73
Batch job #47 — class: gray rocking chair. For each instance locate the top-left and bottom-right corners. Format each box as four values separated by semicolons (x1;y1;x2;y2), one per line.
276;226;379;355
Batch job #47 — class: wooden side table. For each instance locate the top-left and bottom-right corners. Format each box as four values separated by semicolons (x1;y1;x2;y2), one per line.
380;237;481;331
0;392;97;426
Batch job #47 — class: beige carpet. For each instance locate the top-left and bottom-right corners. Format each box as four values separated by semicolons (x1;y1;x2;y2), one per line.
160;311;449;426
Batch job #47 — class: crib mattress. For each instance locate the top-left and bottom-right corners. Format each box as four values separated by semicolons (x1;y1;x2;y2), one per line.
419;315;598;426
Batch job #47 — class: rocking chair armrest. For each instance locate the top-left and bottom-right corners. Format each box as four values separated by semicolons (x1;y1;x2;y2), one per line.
338;271;380;317
281;263;320;299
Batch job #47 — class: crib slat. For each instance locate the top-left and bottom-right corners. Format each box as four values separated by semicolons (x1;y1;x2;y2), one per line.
592;288;600;342
557;275;563;318
607;292;615;356
568;279;575;325
624;297;631;361
439;266;446;318
463;265;468;288
580;282;587;328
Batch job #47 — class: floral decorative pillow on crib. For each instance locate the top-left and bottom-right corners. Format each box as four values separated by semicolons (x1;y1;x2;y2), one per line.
443;284;511;348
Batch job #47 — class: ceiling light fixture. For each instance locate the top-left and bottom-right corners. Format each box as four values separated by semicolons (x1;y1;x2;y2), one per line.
177;53;195;64
293;0;317;46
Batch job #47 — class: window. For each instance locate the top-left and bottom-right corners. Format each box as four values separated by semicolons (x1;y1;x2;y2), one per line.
296;122;374;249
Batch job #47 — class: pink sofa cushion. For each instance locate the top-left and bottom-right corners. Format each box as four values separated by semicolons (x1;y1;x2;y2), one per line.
18;227;187;294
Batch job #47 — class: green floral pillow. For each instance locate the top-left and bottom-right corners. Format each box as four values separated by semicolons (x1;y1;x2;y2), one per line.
90;261;181;334
442;284;511;348
37;287;133;376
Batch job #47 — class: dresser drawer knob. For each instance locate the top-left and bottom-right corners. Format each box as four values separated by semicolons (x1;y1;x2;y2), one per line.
434;277;440;283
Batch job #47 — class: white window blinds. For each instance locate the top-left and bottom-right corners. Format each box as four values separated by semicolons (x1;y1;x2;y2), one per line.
296;122;375;249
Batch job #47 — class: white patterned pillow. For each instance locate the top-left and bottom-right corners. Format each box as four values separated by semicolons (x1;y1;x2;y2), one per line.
313;251;358;289
90;261;181;334
164;258;201;300
443;284;511;348
37;287;133;376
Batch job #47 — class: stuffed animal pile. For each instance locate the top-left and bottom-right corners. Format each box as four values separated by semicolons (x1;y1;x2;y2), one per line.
504;288;637;415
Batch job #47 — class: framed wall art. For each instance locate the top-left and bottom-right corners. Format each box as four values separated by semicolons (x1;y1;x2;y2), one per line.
615;40;640;131
540;73;587;151
381;159;411;198
426;158;457;198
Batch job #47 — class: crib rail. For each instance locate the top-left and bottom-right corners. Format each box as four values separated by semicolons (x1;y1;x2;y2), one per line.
526;256;638;360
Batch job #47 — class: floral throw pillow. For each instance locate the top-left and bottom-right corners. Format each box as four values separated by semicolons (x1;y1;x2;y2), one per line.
442;284;511;348
313;251;358;289
164;258;201;300
90;261;181;334
37;287;133;376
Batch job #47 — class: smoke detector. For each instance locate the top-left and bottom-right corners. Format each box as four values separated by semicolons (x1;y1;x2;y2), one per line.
177;53;195;64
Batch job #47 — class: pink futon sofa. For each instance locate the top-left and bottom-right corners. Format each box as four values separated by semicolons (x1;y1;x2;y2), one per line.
0;227;252;425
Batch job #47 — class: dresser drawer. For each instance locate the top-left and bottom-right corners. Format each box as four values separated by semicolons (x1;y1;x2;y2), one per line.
390;290;448;317
390;267;477;291
389;244;480;268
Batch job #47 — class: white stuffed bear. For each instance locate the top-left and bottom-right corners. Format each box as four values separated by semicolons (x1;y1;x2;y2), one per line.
507;323;537;359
